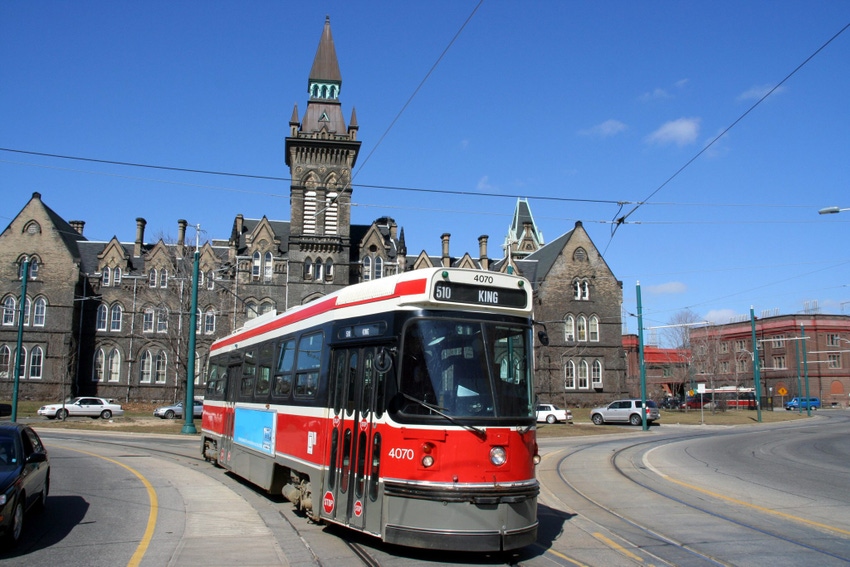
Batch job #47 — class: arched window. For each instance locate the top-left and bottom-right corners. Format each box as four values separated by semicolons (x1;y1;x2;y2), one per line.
325;258;334;280
156;307;168;333
110;304;123;331
207;271;215;290
93;349;105;382
204;310;216;334
573;280;581;300
581;280;590;300
149;269;157;287
374;257;383;279
96;304;108;331
246;301;258;319
577;316;587;341
592;360;603;385
15;347;27;379
264;252;273;281
303;190;317;234
29;346;43;379
108;348;121;382
565;315;575;342
28;258;39;279
33;297;46;326
159;269;168;288
155;350;167;383
22;297;31;326
578;360;589;389
140;350;152;383
2;297;15;326
303;257;313;280
252;251;261;280
0;345;10;378
114;267;122;285
565;360;576;389
589;315;600;342
102;267;111;287
143;308;155;333
315;259;324;281
362;256;372;281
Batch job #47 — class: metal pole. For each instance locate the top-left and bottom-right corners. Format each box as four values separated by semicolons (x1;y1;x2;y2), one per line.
795;329;802;415
637;282;648;430
750;307;763;422
801;324;811;417
11;260;29;422
182;227;200;434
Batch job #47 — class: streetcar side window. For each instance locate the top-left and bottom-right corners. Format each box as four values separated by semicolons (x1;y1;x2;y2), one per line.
273;338;295;399
255;342;274;400
205;363;227;401
294;331;323;399
241;350;256;399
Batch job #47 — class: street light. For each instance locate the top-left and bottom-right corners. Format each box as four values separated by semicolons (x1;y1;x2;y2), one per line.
818;206;850;215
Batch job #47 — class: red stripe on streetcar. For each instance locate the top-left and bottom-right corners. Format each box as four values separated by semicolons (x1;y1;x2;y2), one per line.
210;277;429;353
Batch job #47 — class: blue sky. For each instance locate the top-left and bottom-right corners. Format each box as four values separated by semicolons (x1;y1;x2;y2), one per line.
2;2;850;335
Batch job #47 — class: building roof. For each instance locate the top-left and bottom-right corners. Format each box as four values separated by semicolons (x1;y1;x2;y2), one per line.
308;16;342;86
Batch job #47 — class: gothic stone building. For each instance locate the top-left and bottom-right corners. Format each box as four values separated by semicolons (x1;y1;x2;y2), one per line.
0;18;625;407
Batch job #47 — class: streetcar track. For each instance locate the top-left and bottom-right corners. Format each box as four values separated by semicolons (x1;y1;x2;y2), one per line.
547;427;850;565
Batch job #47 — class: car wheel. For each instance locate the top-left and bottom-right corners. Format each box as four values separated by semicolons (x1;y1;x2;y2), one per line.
100;409;112;419
56;408;68;420
165;410;175;419
591;414;604;425
9;497;24;545
546;414;557;424
630;414;642;426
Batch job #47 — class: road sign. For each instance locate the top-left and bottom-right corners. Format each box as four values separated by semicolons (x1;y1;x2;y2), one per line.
778;387;788;396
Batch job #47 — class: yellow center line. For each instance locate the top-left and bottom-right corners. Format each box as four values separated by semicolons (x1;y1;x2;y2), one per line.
646;456;850;538
62;447;158;567
593;532;646;563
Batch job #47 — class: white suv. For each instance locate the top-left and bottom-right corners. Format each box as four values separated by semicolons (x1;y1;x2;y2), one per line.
590;399;660;426
536;403;573;424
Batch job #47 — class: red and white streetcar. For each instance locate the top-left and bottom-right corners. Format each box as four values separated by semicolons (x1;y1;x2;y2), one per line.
200;267;541;551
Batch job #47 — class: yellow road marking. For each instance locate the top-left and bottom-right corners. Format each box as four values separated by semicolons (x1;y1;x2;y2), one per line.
532;542;591;566
62;447;158;567
646;454;850;538
593;532;646;562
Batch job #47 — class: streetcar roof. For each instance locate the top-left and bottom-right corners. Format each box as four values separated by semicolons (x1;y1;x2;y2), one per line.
210;267;532;355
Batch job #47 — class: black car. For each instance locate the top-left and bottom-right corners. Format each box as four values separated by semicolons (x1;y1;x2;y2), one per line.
0;423;50;545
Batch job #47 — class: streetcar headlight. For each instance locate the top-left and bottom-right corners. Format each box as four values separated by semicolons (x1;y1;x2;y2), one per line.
421;442;435;468
489;446;507;466
421;455;435;467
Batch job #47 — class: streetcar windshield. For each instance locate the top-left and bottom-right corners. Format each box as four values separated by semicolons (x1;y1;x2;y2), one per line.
395;318;534;421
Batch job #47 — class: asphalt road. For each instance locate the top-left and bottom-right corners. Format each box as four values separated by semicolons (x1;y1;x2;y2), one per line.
1;414;848;566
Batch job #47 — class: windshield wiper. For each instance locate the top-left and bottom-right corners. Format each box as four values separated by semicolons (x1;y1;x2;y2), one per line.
402;393;487;440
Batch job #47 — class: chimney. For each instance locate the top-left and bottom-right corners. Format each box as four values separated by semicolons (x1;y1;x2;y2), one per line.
134;218;146;258
441;233;451;268
389;219;397;241
478;235;489;271
69;220;85;236
178;219;188;248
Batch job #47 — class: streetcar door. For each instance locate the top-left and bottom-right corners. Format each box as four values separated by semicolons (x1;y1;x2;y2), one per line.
220;362;241;467
324;346;386;532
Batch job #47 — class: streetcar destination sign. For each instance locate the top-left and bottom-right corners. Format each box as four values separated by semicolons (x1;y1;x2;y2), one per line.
433;281;527;308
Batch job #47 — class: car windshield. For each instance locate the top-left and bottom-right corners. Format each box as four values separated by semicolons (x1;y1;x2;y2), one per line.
0;432;20;470
394;318;534;421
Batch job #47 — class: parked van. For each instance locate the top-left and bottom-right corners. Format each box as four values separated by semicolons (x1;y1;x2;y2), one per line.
785;397;820;410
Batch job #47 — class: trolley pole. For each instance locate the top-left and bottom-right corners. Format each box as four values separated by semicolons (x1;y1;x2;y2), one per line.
182;226;200;435
801;324;811;417
11;259;29;422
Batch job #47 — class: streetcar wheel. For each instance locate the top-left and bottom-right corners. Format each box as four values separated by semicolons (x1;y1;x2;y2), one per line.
546;414;557;424
591;414;604;425
101;410;112;419
630;414;642;426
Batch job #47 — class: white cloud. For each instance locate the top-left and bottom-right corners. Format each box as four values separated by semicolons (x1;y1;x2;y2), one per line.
675;78;689;89
477;175;493;191
460;139;469;150
704;309;739;325
646;117;701;147
645;281;687;295
579;119;628;138
640;88;670;102
737;84;786;102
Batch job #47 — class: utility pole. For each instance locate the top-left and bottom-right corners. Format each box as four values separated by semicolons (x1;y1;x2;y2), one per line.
11;259;30;422
182;226;200;434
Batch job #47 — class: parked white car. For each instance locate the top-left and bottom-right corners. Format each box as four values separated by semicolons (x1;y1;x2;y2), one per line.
153;399;203;419
536;403;573;424
38;397;124;420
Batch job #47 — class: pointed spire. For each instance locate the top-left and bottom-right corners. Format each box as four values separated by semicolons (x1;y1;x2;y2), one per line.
308;16;342;99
